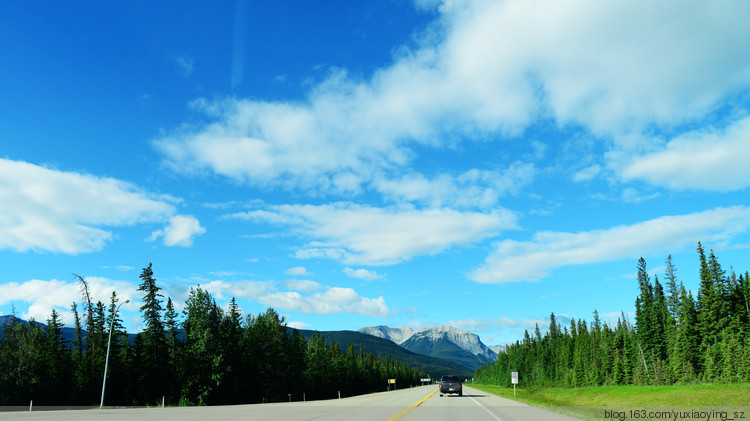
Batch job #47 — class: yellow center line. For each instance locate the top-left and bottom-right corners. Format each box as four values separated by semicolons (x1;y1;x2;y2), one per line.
386;389;438;421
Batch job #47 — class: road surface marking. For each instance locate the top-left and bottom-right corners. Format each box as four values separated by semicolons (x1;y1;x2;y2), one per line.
468;394;503;421
386;389;438;421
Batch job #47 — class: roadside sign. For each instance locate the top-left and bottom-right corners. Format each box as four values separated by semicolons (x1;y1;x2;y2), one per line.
511;372;518;384
388;379;396;384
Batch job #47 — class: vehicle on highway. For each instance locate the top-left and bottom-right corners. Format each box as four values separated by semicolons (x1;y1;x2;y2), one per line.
438;375;462;397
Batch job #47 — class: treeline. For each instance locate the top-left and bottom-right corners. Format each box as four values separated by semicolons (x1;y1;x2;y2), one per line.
475;243;750;387
0;263;425;406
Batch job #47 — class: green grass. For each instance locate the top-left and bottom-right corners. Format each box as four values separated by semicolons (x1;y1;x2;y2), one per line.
471;383;750;421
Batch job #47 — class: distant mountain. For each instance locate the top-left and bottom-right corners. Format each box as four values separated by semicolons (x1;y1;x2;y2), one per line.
292;328;474;379
358;325;414;344
0;315;139;345
489;344;507;354
359;325;497;371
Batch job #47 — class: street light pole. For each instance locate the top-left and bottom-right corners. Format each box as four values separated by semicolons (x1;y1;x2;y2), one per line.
100;300;129;409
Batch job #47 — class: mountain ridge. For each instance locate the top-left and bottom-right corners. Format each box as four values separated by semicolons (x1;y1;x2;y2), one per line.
359;324;498;371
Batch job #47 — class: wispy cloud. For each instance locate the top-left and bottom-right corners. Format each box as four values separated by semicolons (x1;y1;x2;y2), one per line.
174;54;194;77
471;206;750;284
229;203;518;265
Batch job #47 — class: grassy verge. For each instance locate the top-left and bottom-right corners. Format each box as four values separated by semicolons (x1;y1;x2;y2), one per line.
471;383;750;421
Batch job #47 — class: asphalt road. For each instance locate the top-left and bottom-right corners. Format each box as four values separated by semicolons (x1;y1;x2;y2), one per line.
1;385;581;421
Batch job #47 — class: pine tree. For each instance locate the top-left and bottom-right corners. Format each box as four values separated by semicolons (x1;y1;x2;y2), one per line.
180;286;224;405
103;292;129;405
672;284;699;381
161;297;180;405
164;297;179;364
696;243;716;350
136;263;169;404
664;255;680;322
247;308;293;403
305;332;334;400
69;302;86;403
740;272;750;326
650;275;670;361
635;257;656;360
708;251;730;333
74;274;95;354
217;297;245;404
44;309;71;404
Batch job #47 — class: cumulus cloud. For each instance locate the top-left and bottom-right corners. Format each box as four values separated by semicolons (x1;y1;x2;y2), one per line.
259;287;388;317
471;206;750;283
184;279;272;302
0;276;140;326
620;116;750;191
284;266;309;276
154;0;750;195
343;267;382;281
0;158;179;254
230;202;517;265
148;215;206;247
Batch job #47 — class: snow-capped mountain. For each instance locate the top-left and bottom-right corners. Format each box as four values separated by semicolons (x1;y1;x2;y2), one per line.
359;325;498;370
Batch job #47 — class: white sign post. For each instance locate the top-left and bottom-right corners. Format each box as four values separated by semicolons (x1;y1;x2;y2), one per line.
511;372;518;397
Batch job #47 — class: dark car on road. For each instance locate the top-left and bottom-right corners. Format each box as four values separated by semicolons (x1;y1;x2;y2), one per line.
439;375;462;397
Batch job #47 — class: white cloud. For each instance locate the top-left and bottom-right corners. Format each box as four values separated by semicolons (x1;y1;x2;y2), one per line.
283;279;322;293
0;276;140;326
620;116;750;191
343;267;382;281
284;266;309;276
154;0;750;194
230;202;517;265
471;206;750;283
286;320;310;330
0;158;177;254
572;164;601;183
373;162;535;209
186;280;272;302
148;215;206;247
259;287;388;317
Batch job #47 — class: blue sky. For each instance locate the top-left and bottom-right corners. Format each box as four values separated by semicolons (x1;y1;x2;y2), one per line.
2;0;750;346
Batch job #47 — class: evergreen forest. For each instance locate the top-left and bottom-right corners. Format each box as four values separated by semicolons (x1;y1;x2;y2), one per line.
0;263;425;407
475;243;750;387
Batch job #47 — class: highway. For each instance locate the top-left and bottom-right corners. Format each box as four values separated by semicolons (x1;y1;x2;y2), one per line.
1;385;581;421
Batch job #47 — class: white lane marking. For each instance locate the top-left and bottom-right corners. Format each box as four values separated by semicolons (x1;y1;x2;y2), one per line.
468;393;503;421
